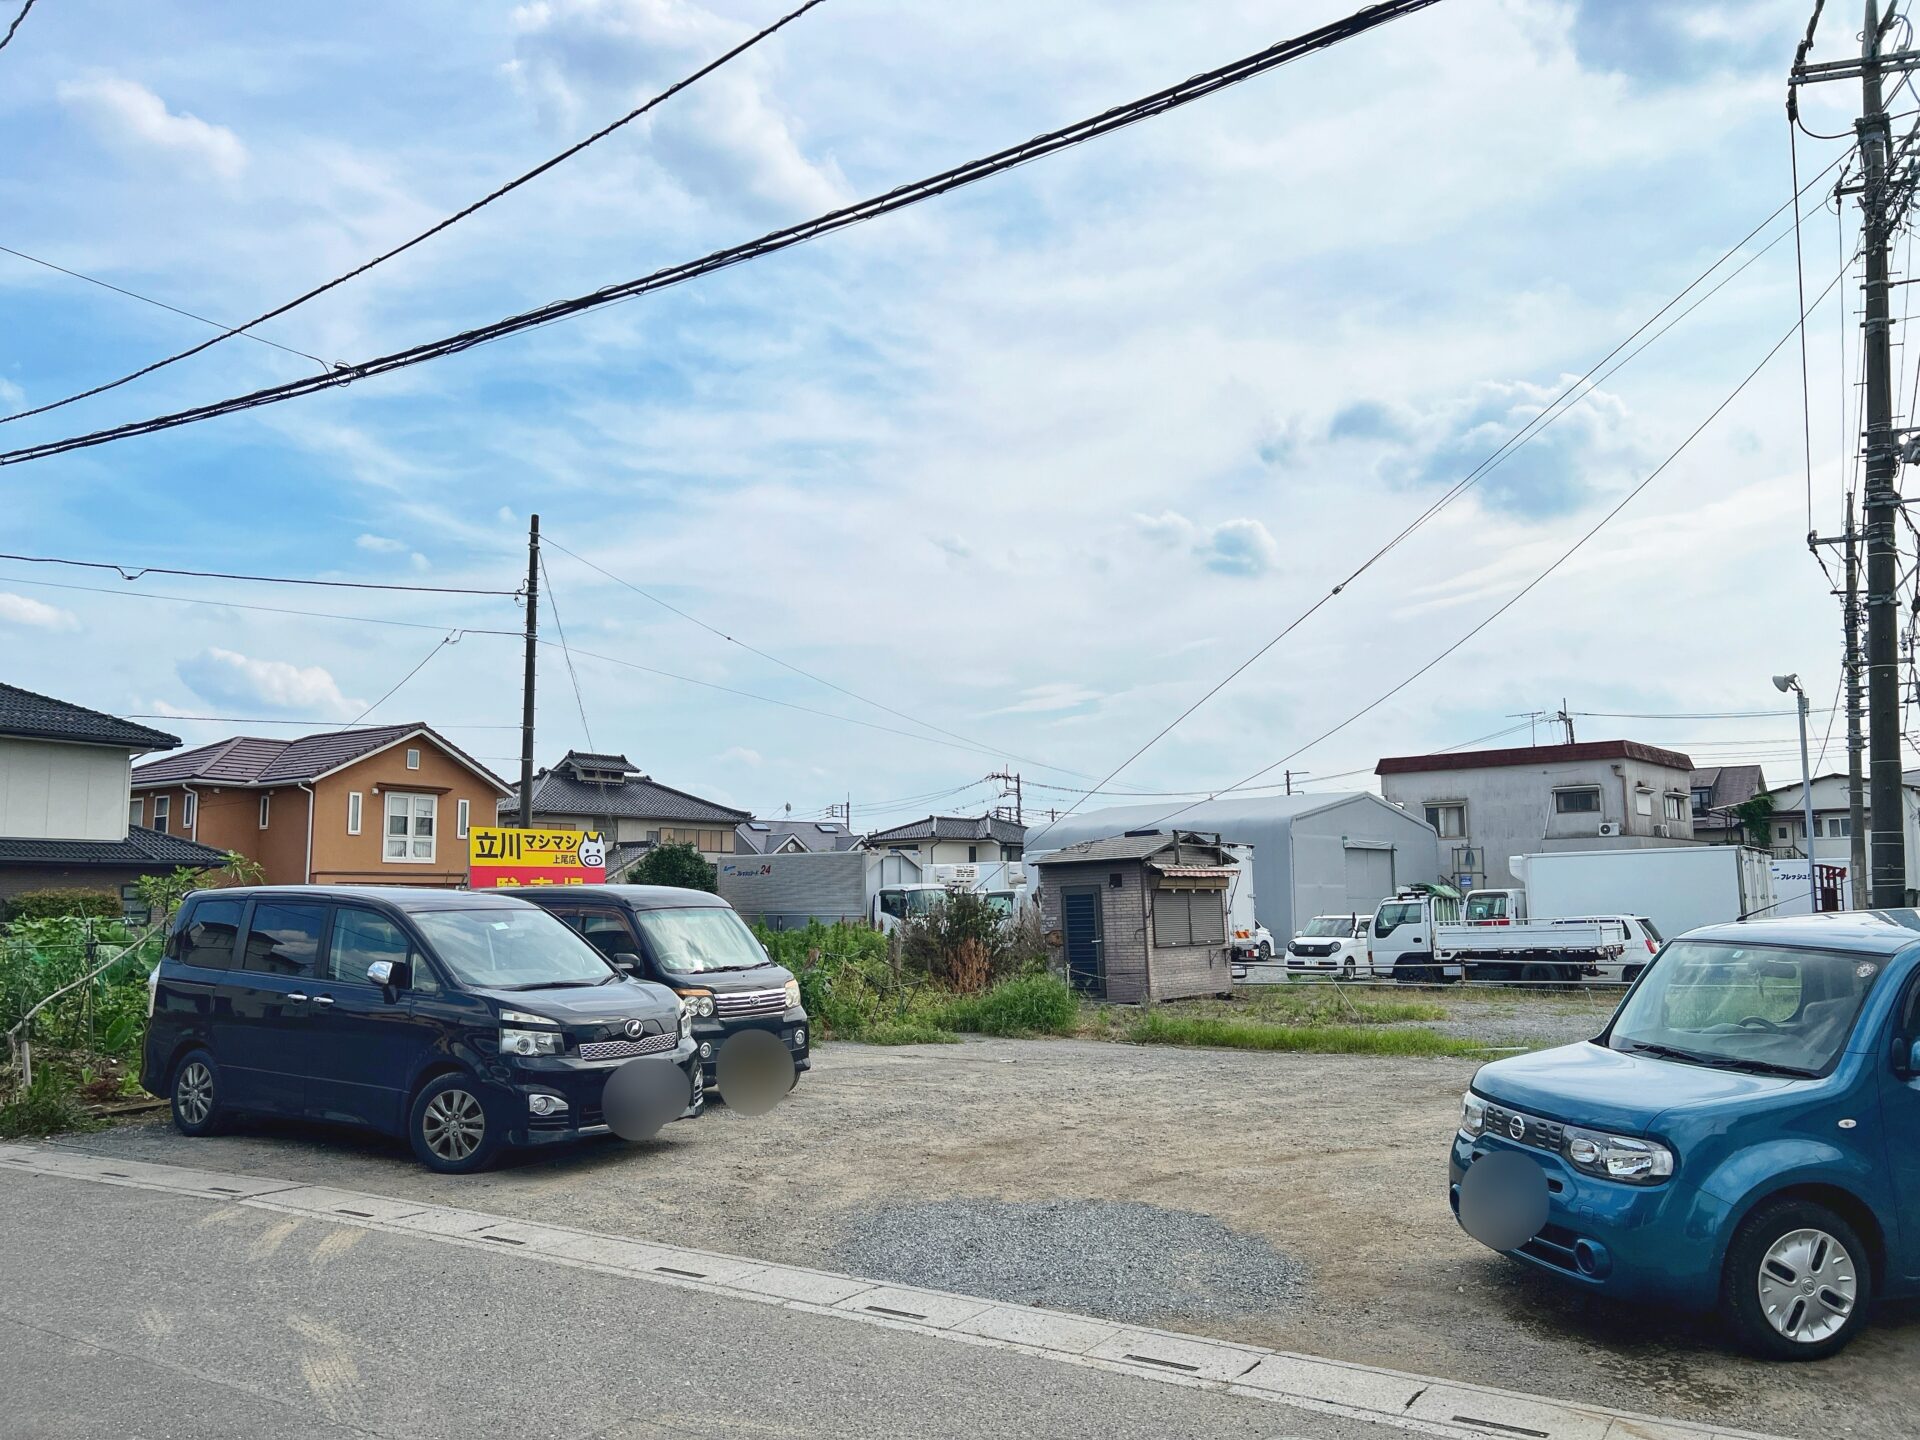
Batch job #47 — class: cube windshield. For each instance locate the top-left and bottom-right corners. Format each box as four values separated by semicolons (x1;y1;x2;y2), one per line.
1607;940;1883;1076
410;907;615;989
632;907;769;975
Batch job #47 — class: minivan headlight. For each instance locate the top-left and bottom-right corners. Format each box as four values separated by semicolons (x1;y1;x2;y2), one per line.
500;1026;564;1057
676;988;716;1018
1563;1127;1673;1184
784;978;801;1011
1459;1092;1486;1138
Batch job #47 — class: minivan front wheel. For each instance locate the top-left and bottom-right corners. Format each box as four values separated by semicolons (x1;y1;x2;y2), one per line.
170;1049;227;1137
1723;1199;1872;1360
409;1074;503;1174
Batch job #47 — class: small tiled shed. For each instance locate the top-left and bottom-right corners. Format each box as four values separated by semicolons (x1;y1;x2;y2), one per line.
1034;830;1238;1003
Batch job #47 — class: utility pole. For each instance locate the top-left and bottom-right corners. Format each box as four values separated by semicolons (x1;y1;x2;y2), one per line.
988;770;1024;825
1283;768;1310;795
1791;2;1917;904
1556;700;1575;745
517;513;540;828
1812;498;1872;891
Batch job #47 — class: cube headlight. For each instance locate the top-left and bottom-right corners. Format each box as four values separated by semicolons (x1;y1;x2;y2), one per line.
1563;1127;1673;1184
1458;1092;1487;1139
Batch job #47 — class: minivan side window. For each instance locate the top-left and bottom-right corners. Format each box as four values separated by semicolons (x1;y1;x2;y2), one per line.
577;910;640;959
242;902;327;978
325;907;412;987
179;898;244;969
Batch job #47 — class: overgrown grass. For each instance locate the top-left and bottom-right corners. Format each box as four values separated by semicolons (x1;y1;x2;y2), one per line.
0;1069;106;1139
1125;1009;1483;1058
934;974;1078;1037
860;1021;961;1046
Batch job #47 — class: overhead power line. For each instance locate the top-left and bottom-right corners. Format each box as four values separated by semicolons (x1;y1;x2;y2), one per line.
0;0;1442;468
345;631;463;727
0;0;831;428
0;245;329;366
0;550;519;596
1100;259;1853;841
545;536;1090;779
125;713;518;730
0;0;36;54
538;549;595;751
0;571;525;635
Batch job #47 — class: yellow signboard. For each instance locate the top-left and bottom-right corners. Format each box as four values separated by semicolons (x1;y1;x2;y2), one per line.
467;827;607;887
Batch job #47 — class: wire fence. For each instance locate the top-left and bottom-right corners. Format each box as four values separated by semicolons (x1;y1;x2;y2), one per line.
1;917;162;1090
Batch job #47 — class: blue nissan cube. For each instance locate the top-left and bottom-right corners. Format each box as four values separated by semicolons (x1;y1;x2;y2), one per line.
1450;911;1920;1359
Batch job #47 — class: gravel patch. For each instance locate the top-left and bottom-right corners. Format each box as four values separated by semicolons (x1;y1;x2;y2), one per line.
834;1197;1306;1324
1401;993;1616;1050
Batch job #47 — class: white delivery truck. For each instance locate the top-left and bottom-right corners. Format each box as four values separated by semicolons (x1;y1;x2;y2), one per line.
1510;846;1774;939
879;861;1031;931
1369;885;1627;984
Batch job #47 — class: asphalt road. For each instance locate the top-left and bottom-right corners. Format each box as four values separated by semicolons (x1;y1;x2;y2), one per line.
0;1170;1424;1440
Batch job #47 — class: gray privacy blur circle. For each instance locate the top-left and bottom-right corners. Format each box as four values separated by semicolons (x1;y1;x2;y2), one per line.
1457;1150;1549;1253
716;1030;795;1116
601;1056;685;1141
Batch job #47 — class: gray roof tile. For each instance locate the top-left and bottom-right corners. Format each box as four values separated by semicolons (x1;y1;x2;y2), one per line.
863;813;1027;846
0;825;229;867
0;682;178;751
501;767;748;825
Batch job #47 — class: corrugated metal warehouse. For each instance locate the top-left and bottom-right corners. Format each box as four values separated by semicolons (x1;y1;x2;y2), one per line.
1026;793;1443;943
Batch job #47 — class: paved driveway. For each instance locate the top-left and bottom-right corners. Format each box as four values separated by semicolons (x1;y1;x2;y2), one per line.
61;1037;1920;1439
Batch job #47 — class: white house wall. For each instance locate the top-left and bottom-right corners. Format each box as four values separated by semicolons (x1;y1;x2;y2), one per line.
0;738;131;842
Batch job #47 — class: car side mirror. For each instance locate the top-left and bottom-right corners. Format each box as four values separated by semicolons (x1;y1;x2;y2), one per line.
610;951;643;976
1893;1035;1920;1080
367;959;411;991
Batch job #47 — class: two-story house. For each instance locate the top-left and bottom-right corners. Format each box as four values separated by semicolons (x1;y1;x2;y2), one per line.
1688;764;1769;845
1761;771;1920;902
734;819;863;855
0;682;228;906
1375;739;1697;891
131;722;511;888
504;752;749;874
861;813;1027;865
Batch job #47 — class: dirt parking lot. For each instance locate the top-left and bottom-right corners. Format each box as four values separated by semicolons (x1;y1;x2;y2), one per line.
60;1035;1920;1440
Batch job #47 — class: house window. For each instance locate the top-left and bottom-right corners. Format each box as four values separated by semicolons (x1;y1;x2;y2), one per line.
1634;789;1654;817
1826;815;1851;837
181;792;196;830
406;748;421;770
457;798;470;839
259;794;271;829
385;792;437;862
1691;787;1713;814
968;845;978;863
1554;788;1601;814
1778;824;1791;840
1424;803;1466;838
1663;794;1685;822
347;791;362;835
152;795;170;835
129;798;143;827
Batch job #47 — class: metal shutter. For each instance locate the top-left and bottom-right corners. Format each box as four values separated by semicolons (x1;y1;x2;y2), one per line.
1155;890;1192;945
1190;891;1226;946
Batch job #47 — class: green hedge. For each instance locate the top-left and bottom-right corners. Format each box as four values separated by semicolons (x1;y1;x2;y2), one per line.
4;889;122;923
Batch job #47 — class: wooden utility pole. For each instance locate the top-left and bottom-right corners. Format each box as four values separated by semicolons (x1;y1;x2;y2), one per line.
518;513;540;828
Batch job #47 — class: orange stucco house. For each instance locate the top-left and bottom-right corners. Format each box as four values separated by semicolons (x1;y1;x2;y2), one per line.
130;723;512;888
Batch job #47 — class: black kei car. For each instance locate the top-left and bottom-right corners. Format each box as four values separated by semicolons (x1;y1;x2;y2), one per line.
141;886;701;1173
503;885;809;1091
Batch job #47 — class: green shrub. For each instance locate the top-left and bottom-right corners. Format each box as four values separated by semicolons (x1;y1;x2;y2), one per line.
0;1069;104;1139
755;921;896;1039
936;974;1078;1037
1126;1008;1480;1057
859;1021;960;1046
627;842;718;892
4;889;121;923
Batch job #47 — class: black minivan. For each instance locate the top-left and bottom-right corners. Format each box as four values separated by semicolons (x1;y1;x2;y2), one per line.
503;885;809;1091
141;886;701;1172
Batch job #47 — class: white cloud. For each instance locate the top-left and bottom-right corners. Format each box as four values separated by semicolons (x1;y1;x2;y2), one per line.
355;533;407;553
409;552;432;572
718;746;763;767
992;683;1101;716
58;75;247;180
176;649;363;718
1201;519;1282;577
0;593;80;631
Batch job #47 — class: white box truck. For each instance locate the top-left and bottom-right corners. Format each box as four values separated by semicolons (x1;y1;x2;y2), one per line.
1510;846;1774;940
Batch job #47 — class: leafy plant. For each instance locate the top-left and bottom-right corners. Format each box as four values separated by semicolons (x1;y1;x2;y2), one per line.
897;891;1022;993
133;852;263;924
934;974;1078;1036
1125;1008;1482;1057
1732;793;1776;850
0;1069;105;1139
628;842;718;893
2;889;120;923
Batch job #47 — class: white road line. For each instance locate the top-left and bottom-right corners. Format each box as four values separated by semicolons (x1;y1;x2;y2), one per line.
0;1142;1781;1440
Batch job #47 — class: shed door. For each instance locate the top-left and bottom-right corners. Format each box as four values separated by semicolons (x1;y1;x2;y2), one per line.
1342;844;1394;913
1061;886;1105;997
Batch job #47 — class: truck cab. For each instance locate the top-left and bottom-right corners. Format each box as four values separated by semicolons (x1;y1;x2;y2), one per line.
1464;888;1529;924
1368;886;1464;981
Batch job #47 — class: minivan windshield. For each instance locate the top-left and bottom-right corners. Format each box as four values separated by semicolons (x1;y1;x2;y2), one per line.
410;907;615;990
1608;940;1883;1076
1302;916;1354;937
632;906;769;975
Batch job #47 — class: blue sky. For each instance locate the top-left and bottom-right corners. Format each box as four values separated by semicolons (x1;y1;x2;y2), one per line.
0;0;1893;827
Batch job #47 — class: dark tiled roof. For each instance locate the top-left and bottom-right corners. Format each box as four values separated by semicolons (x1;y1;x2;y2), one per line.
501;767;748;824
0;682;178;751
0;825;229;868
734;820;861;854
864;814;1028;847
1376;739;1694;777
132;723;509;792
559;751;636;774
1689;765;1767;811
1033;830;1225;866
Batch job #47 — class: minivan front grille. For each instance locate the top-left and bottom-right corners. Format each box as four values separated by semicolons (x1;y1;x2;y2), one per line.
714;988;788;1019
579;1032;678;1061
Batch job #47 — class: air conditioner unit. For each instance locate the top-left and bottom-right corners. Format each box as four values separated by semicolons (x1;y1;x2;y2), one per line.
1652;823;1671;839
1597;821;1622;838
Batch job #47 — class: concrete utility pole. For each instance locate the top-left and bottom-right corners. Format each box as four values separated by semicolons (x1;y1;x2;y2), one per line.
518;513;540;828
1811;494;1872;890
1556;701;1575;746
1791;1;1919;904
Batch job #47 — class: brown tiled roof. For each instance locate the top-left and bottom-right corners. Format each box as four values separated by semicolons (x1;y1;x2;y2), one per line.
1376;739;1693;777
133;723;509;792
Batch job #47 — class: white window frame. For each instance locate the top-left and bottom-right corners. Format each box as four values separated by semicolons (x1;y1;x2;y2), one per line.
181;791;196;830
258;793;271;829
456;797;470;840
347;791;363;836
1662;793;1685;822
385;791;438;863
152;795;170;835
1634;788;1654;817
405;747;421;770
129;797;143;827
1424;801;1467;838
